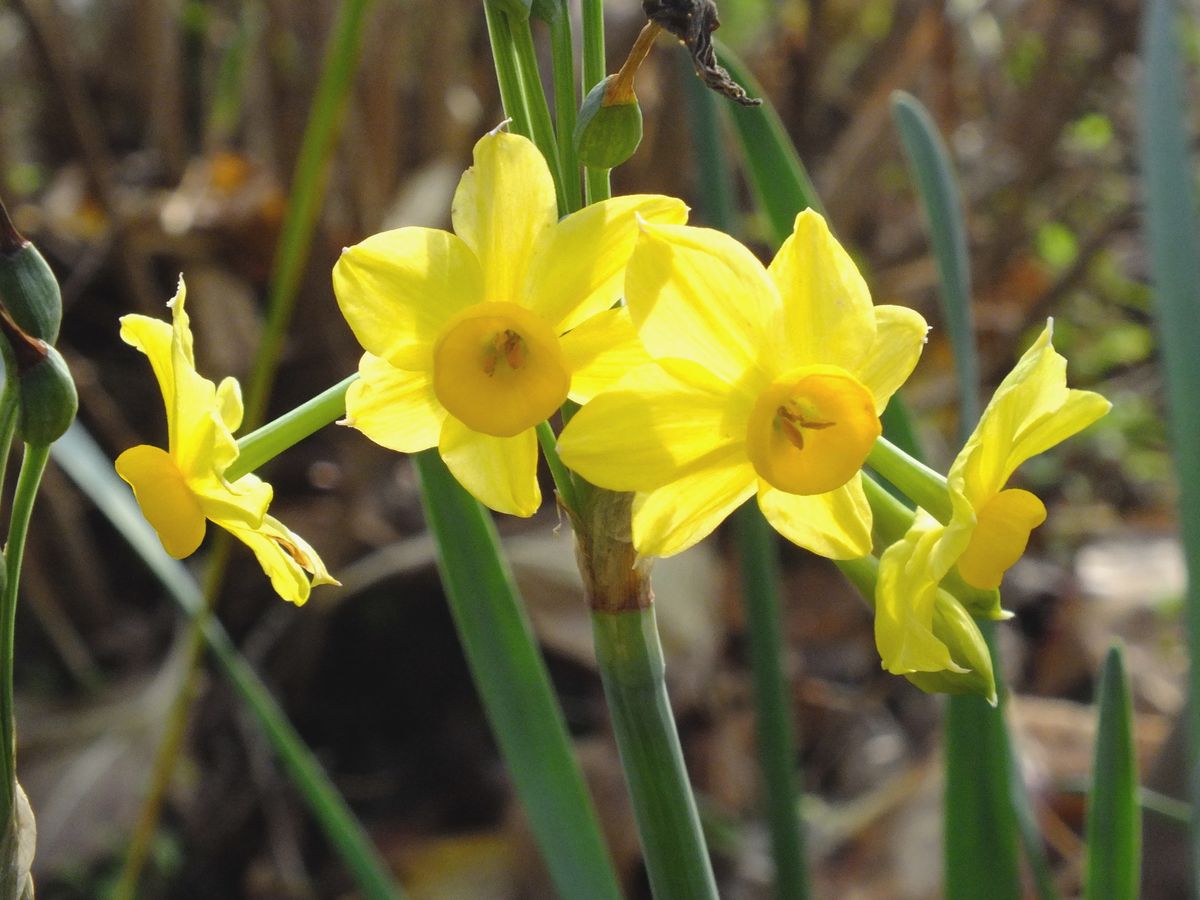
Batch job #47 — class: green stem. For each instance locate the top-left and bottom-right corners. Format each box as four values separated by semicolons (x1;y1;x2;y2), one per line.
592;608;718;899
0;444;49;828
535;420;579;515
548;0;581;213
484;0;533;139
733;503;809;899
242;0;373;429
414;451;622;900
229;374;355;481
580;0;610;203
865;437;952;524
508;14;567;213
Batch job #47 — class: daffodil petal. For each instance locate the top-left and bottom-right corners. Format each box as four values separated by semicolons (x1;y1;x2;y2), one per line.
875;513;962;674
119;314;174;409
756;474;873;559
215;376;243;433
525;194;689;331
558;359;752;492
115;444;207;559
334;227;483;366
769;210;876;371
194;471;273;530
439;417;540;516
626;220;782;384
561;307;651;404
855;305;929;413
952;322;1110;505
224;514;338;606
451;131;558;304
632;458;757;558
343;353;444;453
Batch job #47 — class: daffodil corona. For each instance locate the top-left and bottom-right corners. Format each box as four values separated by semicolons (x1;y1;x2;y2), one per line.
333;129;687;516
874;322;1110;676
558;210;929;559
115;279;337;605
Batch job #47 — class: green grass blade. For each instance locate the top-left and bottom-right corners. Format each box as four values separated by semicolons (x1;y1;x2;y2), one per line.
891;91;980;433
713;40;825;245
1139;1;1200;887
413;451;623;900
1085;645;1140;900
50;424;404;900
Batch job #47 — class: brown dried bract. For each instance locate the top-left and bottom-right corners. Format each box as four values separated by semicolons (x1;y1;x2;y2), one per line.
642;0;760;106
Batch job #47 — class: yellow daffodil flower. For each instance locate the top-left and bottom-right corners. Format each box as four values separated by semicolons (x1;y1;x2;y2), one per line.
115;278;337;605
332;129;688;516
875;321;1110;675
558;210;929;558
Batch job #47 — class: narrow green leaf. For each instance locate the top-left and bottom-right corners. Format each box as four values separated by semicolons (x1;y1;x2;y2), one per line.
713;40;824;246
413;452;623;900
891;91;980;434
1085;645;1140;900
50;424;404;900
1139;2;1200;887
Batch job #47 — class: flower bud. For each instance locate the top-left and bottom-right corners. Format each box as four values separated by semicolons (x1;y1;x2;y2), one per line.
16;343;77;446
0;200;62;345
905;591;997;704
574;75;643;170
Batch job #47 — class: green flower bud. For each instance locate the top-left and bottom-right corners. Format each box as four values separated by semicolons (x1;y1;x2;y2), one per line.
905;591;997;705
574;75;644;170
0;200;62;345
16;343;77;447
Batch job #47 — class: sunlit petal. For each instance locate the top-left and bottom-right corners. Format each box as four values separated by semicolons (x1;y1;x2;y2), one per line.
451;131;558;304
626;220;782;383
334;227;483;366
115;444;207;559
756;475;873;559
439;416;540;517
560;307;651;404
343;354;446;453
525;194;688;331
854;305;929;413
558;359;752;492
224;515;339;606
769;210;876;371
632;457;757;558
194;471;273;530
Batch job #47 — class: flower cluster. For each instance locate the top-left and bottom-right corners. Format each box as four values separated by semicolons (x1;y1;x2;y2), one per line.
118;131;1109;697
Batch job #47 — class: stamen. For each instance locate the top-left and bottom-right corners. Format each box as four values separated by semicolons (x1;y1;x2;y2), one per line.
776;404;837;449
502;329;525;369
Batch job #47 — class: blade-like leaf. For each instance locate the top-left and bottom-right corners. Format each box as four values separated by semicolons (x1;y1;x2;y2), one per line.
1085;645;1140;900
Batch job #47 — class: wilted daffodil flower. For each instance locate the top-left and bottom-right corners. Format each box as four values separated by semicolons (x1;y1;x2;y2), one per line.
875;321;1110;675
559;210;928;558
333;129;687;516
115;278;337;605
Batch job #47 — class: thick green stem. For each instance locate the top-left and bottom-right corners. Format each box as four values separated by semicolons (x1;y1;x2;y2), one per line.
733;503;809;899
414;451;622;900
548;0;581;213
507;15;567;213
0;444;49;828
484;0;533;139
592;608;718;899
580;0;610;202
228;374;355;481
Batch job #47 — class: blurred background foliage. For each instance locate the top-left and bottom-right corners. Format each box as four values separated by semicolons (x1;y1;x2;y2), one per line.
0;0;1188;896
